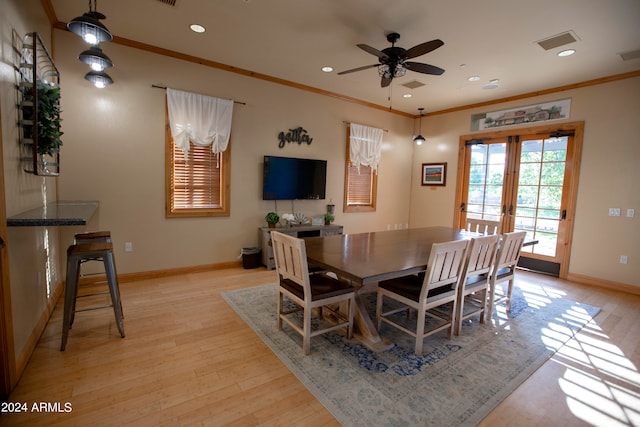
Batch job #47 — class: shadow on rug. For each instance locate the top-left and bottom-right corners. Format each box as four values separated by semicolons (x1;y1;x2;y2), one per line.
222;278;599;427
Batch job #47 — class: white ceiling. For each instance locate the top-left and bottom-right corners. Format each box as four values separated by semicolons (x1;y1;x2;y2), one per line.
50;0;640;115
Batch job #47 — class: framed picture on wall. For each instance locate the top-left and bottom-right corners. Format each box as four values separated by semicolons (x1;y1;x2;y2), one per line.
421;163;447;186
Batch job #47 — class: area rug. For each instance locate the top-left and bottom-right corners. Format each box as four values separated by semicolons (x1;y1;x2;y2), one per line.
222;279;600;427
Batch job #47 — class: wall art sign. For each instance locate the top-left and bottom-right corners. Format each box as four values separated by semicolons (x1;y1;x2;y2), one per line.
470;98;571;131
278;126;313;148
421;162;447;186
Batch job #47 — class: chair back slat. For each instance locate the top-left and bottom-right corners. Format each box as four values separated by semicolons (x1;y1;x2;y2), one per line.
464;234;500;277
271;231;311;295
466;218;501;235
422;240;468;297
495;231;526;269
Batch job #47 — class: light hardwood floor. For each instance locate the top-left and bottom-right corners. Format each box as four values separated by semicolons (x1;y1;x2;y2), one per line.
3;267;639;426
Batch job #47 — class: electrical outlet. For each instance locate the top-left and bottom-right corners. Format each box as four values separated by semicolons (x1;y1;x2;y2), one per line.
609;208;621;217
627;209;635;218
125;242;133;252
620;255;628;265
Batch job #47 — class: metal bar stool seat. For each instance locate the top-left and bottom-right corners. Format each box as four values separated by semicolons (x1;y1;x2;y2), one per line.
61;241;125;350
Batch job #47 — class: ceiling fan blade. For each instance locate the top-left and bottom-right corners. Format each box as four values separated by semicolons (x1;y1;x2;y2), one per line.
381;76;392;88
337;64;379;75
405;39;444;59
405;61;445;75
357;43;389;60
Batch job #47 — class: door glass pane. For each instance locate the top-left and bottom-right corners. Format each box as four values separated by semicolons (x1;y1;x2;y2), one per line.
466;143;505;221
515;137;567;256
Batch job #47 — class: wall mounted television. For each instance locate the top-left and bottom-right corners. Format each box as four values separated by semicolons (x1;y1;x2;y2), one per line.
263;155;327;200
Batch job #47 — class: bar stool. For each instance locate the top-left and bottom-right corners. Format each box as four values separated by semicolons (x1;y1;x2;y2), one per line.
61;241;125;350
70;231;123;324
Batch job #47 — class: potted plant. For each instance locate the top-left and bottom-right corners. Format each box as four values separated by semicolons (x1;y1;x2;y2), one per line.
265;212;279;228
22;80;64;156
324;212;335;225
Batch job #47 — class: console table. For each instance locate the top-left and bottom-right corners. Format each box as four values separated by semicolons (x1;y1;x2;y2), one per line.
259;224;343;269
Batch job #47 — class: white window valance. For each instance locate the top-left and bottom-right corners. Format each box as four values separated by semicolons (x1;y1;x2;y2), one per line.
167;88;234;156
349;123;383;171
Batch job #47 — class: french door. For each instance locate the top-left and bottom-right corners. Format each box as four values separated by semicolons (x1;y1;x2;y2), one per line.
455;122;583;278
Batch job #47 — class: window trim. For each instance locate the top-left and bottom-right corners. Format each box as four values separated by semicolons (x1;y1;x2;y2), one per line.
165;109;231;218
343;128;377;213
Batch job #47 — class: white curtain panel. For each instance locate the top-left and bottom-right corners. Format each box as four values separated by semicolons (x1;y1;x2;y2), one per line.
167;88;234;156
349;123;383;171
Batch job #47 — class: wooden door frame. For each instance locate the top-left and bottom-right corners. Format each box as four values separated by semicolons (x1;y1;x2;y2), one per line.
0;103;17;398
454;121;584;279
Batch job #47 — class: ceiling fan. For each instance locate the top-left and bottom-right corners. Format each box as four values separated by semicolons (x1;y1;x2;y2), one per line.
338;32;445;87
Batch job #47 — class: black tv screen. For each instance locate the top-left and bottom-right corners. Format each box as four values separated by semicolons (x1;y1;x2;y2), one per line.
263;156;327;200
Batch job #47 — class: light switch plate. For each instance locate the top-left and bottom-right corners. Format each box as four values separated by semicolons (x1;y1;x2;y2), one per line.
609;208;621;216
627;209;635;218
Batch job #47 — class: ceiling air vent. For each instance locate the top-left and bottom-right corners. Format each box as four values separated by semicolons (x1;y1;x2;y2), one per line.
156;0;177;6
536;31;579;51
402;80;426;89
620;49;640;61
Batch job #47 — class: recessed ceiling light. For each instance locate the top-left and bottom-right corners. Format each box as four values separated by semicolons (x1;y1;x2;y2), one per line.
467;76;480;82
558;49;576;57
402;93;412;98
321;66;333;73
190;24;206;33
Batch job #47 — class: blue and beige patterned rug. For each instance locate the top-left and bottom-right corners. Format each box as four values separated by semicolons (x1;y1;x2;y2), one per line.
222;277;599;426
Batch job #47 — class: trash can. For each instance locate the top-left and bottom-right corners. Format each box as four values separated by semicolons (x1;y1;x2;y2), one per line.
241;247;261;269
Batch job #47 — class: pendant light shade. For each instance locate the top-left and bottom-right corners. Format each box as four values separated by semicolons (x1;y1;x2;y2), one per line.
78;46;113;71
84;70;113;88
67;1;113;45
413;108;426;145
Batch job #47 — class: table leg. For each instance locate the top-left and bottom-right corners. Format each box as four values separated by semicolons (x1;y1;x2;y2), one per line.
351;285;394;352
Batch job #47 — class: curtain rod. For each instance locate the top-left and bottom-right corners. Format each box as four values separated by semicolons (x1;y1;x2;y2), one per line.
342;121;388;132
152;84;246;105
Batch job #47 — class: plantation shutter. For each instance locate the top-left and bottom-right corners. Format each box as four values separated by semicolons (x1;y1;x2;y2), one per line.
346;163;373;205
171;140;223;209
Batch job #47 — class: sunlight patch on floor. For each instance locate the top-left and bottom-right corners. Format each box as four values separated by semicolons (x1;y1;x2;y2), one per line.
553;321;640;426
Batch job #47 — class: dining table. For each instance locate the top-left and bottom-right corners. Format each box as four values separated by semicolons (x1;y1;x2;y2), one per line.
303;226;478;352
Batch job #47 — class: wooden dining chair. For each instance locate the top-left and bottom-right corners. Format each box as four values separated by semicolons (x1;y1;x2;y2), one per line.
466;218;501;235
271;231;355;355
376;239;468;355
454;234;500;335
486;231;527;321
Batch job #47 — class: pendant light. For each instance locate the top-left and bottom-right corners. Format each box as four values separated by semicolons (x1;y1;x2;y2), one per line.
84;70;113;88
78;46;113;71
413;108;426;145
67;0;113;46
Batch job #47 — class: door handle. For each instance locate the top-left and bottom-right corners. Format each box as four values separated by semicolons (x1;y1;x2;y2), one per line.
460;203;466;212
561;209;567;220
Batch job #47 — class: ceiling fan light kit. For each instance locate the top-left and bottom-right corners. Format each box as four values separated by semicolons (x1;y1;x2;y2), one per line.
68;0;115;88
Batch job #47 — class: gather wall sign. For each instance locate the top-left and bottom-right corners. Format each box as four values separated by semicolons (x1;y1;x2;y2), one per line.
278;126;313;148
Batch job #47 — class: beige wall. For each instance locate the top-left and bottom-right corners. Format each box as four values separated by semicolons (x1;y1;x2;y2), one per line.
1;0;63;365
410;77;640;287
54;30;415;275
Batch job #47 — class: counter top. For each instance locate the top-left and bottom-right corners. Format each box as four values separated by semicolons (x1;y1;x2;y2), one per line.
7;201;99;227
